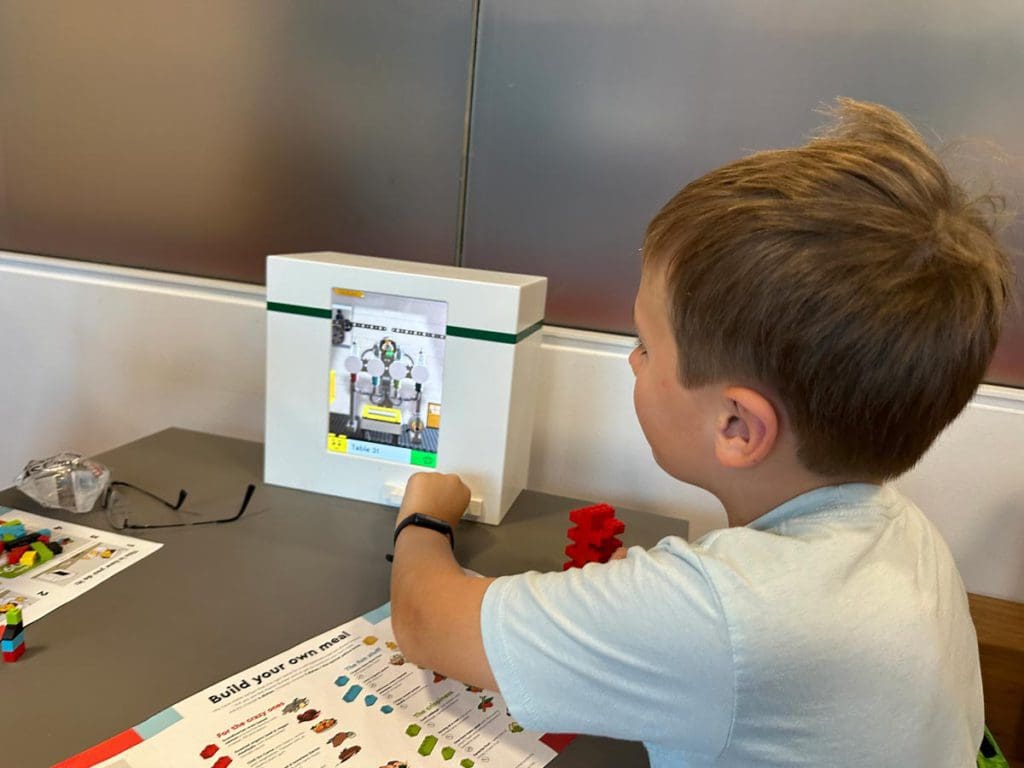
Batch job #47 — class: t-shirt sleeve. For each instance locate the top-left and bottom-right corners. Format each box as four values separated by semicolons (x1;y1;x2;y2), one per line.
480;539;734;755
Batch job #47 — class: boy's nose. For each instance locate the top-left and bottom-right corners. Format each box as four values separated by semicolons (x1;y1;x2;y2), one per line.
628;346;641;374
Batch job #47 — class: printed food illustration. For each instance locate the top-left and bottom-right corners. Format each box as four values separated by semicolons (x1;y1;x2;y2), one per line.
312;718;337;733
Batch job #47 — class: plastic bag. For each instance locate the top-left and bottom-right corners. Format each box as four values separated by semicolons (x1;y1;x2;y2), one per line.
15;452;110;513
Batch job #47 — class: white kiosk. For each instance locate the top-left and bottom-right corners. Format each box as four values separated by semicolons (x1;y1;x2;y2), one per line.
264;252;547;525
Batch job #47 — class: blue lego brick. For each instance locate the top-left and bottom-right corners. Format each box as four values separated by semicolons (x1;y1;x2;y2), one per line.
1;631;25;652
0;523;27;539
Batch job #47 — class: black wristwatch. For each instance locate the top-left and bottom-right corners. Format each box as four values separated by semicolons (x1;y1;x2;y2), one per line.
387;513;455;562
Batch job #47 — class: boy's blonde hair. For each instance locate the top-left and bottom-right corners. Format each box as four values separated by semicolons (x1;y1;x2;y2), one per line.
643;99;1013;480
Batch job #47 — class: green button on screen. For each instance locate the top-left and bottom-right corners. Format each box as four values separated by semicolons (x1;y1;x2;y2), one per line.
410;450;437;468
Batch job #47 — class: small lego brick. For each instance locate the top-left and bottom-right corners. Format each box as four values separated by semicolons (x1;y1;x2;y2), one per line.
6;531;42;550
0;522;26;539
4;617;24;644
3;643;25;662
569;503;616;527
564;541;599;563
7;534;43;554
3;621;23;639
1;630;24;652
200;744;220;758
30;541;54;563
211;756;233;768
6;545;29;565
19;550;38;567
45;540;64;556
567;518;624;546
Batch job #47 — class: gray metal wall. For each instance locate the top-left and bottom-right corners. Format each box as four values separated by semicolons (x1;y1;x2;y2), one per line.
1;1;1021;383
0;1;474;280
462;1;1024;384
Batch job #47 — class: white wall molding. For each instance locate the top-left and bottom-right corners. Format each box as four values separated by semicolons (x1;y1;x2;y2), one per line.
0;250;264;305
1;253;1021;600
971;383;1024;412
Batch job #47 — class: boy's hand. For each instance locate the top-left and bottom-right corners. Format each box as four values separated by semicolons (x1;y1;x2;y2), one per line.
396;472;471;530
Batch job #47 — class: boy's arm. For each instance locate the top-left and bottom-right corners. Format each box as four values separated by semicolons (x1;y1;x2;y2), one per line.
389;473;499;692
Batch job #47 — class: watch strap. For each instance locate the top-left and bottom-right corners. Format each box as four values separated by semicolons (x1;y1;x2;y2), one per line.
391;512;455;554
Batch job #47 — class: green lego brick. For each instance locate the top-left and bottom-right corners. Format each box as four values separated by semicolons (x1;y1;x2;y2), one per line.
30;541;53;562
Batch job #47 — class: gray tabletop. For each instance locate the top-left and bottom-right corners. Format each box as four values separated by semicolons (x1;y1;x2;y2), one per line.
0;428;688;767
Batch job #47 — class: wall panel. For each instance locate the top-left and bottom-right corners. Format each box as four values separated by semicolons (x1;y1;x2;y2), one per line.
462;1;1024;384
0;2;474;279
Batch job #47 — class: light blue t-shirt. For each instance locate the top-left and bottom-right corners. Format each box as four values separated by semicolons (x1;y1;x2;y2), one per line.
480;484;983;767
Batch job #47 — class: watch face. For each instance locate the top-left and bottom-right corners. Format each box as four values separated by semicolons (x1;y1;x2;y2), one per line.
326;288;447;469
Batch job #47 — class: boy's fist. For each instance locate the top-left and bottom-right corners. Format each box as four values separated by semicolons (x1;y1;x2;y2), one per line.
396;472;471;530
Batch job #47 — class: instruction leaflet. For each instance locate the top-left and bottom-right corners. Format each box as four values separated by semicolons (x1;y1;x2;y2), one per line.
65;604;564;768
0;506;161;626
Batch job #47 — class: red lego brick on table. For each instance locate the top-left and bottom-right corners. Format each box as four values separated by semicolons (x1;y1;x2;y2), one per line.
567;519;624;544
568;503;616;526
6;545;30;565
563;503;625;570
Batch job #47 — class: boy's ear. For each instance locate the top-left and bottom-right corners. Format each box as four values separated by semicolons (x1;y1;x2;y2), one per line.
713;386;779;469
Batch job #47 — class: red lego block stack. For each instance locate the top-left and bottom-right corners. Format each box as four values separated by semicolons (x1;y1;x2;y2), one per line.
563;503;625;570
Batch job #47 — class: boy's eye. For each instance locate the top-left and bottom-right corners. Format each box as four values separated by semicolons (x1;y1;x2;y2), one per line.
634;337;647;355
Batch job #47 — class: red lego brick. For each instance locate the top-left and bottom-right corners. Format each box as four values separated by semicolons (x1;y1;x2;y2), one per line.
569;503;616;527
211;756;233;768
200;744;220;759
3;643;25;662
567;518;623;545
564;543;598;567
6;545;29;565
564;503;626;569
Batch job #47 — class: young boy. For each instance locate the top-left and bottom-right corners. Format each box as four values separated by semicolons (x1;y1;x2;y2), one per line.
388;99;1013;767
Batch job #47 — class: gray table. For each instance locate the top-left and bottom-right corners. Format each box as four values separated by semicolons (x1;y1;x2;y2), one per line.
0;428;688;767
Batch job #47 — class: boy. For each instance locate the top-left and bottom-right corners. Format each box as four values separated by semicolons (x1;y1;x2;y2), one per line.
388;99;1013;766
